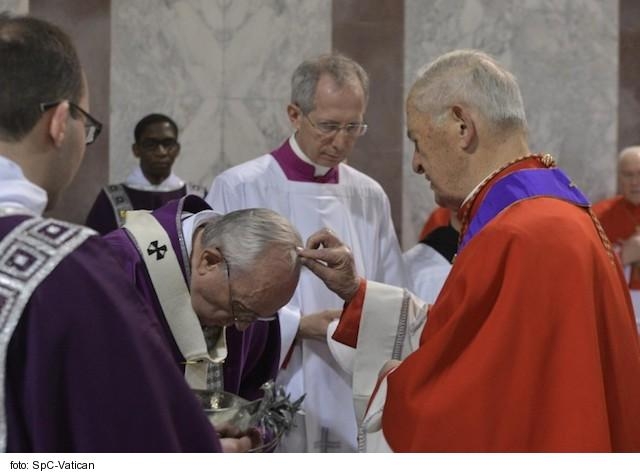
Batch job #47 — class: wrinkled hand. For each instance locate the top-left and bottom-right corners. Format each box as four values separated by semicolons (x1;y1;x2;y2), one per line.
217;423;262;453
297;228;360;302
620;231;640;265
298;309;342;341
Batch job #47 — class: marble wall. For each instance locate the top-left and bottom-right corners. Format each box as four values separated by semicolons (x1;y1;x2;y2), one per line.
0;0;27;14
3;0;622;247
110;0;331;190
619;0;640;153
402;0;618;247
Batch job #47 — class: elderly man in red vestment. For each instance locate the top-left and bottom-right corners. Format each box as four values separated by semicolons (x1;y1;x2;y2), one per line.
298;49;640;452
593;146;640;332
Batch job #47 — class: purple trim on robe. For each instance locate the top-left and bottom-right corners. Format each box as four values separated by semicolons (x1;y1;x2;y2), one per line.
150;195;211;282
271;139;339;183
1;214;221;452
460;168;591;251
102;195;281;401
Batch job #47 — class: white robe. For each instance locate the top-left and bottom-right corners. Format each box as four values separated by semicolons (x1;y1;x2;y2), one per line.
124;165;185;191
329;281;429;451
207;150;405;452
328;244;451;452
403;243;451;304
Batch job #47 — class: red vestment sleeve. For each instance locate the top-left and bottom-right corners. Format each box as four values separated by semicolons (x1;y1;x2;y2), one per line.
331;278;367;348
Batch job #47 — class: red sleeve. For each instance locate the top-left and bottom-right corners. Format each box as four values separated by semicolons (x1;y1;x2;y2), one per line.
331;278;367;348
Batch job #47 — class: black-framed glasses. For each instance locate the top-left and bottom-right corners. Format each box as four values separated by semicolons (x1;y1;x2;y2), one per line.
40;101;103;145
218;248;277;323
137;137;180;153
304;114;368;138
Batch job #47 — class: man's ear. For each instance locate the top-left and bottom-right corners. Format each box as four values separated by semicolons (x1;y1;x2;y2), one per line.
47;101;70;148
451;105;476;151
195;247;223;275
132;143;141;158
287;103;302;130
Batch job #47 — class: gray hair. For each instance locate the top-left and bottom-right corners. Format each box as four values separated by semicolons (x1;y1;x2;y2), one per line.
199;208;302;274
618;146;640;163
291;52;370;114
409;49;527;133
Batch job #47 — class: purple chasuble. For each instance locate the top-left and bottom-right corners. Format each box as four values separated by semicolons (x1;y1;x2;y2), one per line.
86;184;189;235
460;168;590;251
102;195;281;401
271;140;339;183
1;214;221;452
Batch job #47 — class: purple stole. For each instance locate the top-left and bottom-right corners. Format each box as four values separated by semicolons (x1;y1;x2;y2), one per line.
105;195;281;401
271;140;339;183
460;168;590;252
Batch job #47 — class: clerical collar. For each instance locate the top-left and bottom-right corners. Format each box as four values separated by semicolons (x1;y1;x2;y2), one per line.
124;165;185;191
0;155;48;216
181;210;222;257
271;137;339;183
289;135;332;177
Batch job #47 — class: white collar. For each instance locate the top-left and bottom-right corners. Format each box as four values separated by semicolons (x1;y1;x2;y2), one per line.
289;135;332;177
0;155;48;216
181;210;222;257
124;164;185;191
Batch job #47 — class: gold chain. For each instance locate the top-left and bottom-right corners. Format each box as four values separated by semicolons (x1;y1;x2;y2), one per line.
458;154;555;246
455;153;615;264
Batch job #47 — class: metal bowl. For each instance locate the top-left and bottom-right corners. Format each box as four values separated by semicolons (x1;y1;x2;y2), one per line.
192;390;263;431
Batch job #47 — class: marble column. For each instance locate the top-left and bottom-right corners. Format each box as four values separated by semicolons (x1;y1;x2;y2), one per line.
110;0;331;193
333;0;405;242
30;0;111;225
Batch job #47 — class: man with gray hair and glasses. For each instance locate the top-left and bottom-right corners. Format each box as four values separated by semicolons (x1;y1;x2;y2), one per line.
207;53;405;452
299;49;640;451
102;195;303;451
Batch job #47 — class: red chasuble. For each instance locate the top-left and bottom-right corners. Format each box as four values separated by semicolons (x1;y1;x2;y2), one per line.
593;195;640;289
335;158;640;452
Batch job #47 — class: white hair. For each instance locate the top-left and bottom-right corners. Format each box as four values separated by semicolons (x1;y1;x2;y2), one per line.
618;146;640;163
410;49;527;133
199;208;302;274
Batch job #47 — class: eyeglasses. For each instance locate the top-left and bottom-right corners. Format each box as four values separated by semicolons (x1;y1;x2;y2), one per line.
40;101;103;145
137;138;180;153
304;114;368;138
219;248;277;323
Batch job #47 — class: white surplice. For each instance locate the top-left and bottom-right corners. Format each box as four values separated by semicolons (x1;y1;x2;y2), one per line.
403;243;451;303
207;141;405;452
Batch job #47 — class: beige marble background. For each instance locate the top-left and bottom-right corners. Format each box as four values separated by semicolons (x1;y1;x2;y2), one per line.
0;0;621;249
0;0;27;14
110;0;331;192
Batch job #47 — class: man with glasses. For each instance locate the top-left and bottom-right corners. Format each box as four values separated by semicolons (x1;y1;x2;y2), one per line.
102;196;302;426
207;53;405;452
0;13;227;452
86;113;206;234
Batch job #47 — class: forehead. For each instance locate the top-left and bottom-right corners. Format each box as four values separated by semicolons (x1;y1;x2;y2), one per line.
139;121;176;139
234;260;298;310
406;103;430;135
312;74;366;114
